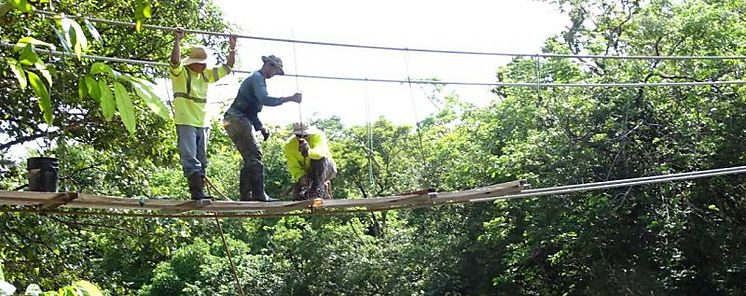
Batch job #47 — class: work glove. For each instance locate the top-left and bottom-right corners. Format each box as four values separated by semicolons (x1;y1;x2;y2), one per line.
298;138;310;157
260;128;270;141
288;92;303;103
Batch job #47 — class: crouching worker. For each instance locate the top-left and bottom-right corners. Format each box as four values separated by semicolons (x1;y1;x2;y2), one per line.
284;122;337;200
223;55;302;201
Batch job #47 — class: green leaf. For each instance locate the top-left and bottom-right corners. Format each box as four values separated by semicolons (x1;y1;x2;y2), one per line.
77;77;87;100
28;71;53;125
15;37;56;51
6;58;27;89
141;2;152;18
18;43;40;66
99;80;115;120
74;281;103;296
34;63;52;87
83;19;102;45
90;62;114;77
113;82;136;135
84;76;101;101
51;24;71;52
131;79;172;120
9;0;32;12
69;19;87;60
58;16;73;51
135;20;142;32
58;287;77;296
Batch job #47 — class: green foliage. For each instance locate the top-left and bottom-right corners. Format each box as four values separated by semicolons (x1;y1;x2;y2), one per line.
5;38;56;124
26;71;52;124
3;0;746;295
8;0;31;13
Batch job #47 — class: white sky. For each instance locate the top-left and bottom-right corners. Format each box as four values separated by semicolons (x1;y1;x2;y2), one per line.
7;0;568;160
197;0;568;126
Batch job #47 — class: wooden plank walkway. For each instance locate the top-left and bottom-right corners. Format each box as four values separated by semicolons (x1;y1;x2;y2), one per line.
0;180;525;218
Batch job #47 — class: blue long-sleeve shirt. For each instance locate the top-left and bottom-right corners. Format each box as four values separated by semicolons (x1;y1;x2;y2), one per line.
227;70;285;130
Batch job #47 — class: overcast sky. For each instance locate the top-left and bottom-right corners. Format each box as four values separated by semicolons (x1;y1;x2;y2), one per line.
197;0;569;127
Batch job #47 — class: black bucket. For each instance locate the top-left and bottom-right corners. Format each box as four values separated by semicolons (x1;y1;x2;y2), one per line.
27;157;59;192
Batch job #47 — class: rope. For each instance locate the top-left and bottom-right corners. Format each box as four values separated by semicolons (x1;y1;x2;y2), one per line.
4;43;745;88
213;214;246;296
204;176;232;201
32;10;746;61
202;177;245;296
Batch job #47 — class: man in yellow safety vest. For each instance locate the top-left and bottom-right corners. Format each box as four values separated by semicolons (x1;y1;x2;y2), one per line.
284;122;337;200
170;27;237;200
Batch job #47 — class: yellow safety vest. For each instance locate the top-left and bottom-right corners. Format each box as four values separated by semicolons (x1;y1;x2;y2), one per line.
170;63;231;127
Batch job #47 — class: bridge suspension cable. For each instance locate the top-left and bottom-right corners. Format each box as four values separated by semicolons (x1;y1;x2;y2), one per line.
32;10;746;61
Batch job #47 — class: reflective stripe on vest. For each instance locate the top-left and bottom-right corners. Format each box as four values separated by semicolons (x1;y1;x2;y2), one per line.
173;92;207;103
176;68;209;103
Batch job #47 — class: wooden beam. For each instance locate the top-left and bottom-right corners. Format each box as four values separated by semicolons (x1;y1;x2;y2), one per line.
39;192;78;210
0;180;524;217
432;180;525;205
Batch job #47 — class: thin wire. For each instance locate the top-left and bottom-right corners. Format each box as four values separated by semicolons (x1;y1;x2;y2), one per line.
290;30;308;178
471;166;746;203
523;166;746;194
291;29;303;130
59;48;68;192
32;10;746;61
403;50;431;188
5;43;746;88
364;79;374;187
534;55;541;97
162;75;175;116
290;74;746;88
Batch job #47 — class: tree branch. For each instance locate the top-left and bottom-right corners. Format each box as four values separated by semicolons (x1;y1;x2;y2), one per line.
0;131;59;151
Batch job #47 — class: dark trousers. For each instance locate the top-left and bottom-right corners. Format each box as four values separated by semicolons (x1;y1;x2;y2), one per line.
291;157;337;200
223;110;265;200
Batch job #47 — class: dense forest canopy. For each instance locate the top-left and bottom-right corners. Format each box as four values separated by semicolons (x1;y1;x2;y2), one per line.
1;0;746;295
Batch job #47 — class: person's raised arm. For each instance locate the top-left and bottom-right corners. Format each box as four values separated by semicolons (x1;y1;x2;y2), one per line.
226;35;237;68
251;76;285;106
170;28;185;66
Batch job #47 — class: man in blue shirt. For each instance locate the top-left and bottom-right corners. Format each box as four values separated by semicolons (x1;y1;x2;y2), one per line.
223;55;302;201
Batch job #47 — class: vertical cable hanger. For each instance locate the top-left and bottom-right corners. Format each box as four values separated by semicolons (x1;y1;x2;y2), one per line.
291;29;303;130
403;49;431;188
534;55;542;99
59;48;68;192
364;78;375;188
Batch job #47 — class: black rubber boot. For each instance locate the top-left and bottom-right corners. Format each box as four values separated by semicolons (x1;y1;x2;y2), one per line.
239;166;252;201
187;172;208;200
307;160;329;199
250;164;277;202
